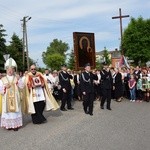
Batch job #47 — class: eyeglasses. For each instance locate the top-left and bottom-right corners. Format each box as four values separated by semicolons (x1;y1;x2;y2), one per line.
31;68;36;70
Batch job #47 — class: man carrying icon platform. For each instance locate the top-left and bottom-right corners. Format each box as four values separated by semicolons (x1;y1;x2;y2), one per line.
24;64;59;124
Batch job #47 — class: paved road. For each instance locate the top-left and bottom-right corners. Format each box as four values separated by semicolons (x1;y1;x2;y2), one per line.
0;99;150;150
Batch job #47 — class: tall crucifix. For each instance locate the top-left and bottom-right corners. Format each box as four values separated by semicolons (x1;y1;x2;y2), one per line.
112;8;129;54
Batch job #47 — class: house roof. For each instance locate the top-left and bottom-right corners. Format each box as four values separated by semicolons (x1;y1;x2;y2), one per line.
96;49;121;58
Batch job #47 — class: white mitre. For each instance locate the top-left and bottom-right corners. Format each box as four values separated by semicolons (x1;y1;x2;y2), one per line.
4;57;17;70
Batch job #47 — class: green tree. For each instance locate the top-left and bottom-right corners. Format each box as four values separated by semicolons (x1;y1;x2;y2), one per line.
0;24;7;71
42;39;69;69
103;48;111;65
7;33;24;71
67;49;75;70
43;53;65;70
7;33;34;71
96;59;103;70
122;17;150;65
45;39;69;56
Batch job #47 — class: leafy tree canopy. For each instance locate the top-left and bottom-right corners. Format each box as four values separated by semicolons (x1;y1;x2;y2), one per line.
0;24;7;71
45;39;69;56
7;33;34;72
43;53;65;70
0;25;34;72
67;49;75;70
42;39;69;70
122;17;150;66
7;33;23;71
103;48;111;65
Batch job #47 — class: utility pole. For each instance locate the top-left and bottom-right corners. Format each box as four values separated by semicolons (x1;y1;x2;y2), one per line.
112;8;129;55
21;16;31;71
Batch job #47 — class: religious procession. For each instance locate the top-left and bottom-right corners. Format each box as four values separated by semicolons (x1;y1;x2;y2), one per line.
0;56;150;132
0;58;59;131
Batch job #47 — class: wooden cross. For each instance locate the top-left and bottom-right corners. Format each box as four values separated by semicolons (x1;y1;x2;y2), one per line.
112;8;129;54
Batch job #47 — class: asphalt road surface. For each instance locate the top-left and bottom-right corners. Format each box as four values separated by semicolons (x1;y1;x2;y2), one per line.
0;99;150;150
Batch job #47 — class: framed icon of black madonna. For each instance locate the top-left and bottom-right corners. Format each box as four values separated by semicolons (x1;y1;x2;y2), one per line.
73;32;96;70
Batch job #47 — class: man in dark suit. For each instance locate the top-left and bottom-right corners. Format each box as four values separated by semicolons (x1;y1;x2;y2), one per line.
59;64;74;111
100;66;113;110
80;63;98;116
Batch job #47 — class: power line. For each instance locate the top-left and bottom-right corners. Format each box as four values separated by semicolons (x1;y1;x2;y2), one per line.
0;3;25;18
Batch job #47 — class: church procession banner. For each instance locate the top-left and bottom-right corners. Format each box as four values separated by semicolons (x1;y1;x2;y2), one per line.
73;32;96;70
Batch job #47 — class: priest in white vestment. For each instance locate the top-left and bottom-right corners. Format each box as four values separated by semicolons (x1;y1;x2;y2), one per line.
0;58;23;131
24;65;59;124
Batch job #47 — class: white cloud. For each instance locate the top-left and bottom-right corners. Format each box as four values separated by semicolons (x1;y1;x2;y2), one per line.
0;0;149;67
96;32;114;40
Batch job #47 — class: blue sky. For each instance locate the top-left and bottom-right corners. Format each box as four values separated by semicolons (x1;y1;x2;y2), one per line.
0;0;149;67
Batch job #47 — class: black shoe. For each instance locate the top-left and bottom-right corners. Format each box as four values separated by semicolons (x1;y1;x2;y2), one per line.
84;108;87;114
13;128;18;131
42;120;47;124
107;108;112;110
7;128;12;130
60;108;67;111
68;107;74;110
101;106;104;109
33;122;42;124
89;113;93;116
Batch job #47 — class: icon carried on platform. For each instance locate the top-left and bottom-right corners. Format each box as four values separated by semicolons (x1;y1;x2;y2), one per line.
73;32;96;70
33;77;42;87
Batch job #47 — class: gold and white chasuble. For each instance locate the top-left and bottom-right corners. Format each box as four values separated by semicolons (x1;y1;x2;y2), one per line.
0;75;23;129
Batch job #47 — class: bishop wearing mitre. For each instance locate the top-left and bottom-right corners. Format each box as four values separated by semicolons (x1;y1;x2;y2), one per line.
0;58;24;131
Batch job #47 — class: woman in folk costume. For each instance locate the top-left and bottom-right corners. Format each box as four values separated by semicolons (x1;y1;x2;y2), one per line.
0;58;24;131
24;64;59;124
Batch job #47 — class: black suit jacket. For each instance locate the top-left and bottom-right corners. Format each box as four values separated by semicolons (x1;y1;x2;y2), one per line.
115;72;123;88
74;74;78;86
80;71;98;94
100;70;113;90
59;71;73;91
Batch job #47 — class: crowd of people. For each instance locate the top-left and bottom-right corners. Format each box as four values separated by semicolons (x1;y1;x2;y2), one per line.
46;64;150;104
0;57;150;131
